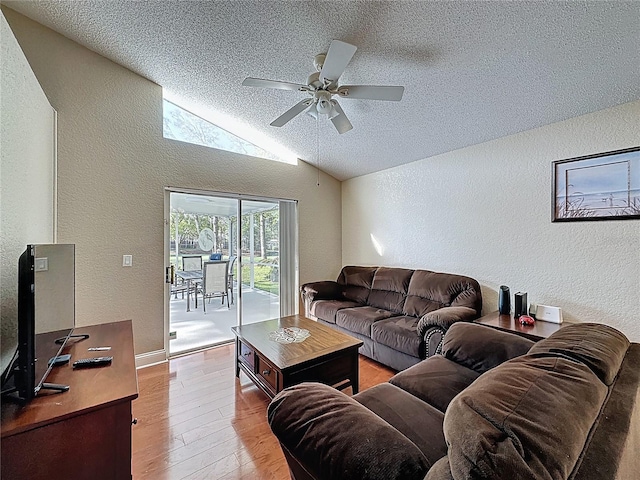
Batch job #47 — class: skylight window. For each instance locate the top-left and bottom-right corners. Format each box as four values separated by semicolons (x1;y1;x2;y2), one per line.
162;99;284;162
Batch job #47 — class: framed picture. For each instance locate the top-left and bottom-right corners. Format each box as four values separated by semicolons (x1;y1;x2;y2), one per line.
552;147;640;222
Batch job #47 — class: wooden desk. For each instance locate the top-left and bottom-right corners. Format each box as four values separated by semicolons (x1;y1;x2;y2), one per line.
475;311;567;341
1;320;138;480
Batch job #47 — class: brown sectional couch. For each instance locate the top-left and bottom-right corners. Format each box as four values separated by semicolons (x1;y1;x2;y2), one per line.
301;266;482;370
268;322;640;480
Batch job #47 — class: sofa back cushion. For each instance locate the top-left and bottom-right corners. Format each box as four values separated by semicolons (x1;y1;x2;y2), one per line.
403;270;482;318
442;322;535;374
367;267;414;314
529;322;630;386
337;266;377;304
444;355;608;480
443;324;631;480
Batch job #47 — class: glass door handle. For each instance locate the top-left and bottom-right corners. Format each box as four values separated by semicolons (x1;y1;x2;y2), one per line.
165;265;175;284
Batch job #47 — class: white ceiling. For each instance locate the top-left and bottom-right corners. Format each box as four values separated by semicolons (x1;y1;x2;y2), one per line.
6;1;639;181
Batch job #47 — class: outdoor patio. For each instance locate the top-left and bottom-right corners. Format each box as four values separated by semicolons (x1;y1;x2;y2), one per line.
169;286;280;354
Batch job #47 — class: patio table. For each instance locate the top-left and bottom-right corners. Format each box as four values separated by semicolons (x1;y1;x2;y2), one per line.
175;270;202;312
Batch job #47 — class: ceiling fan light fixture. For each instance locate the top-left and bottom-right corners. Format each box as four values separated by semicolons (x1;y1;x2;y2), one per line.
328;100;340;119
305;102;318;119
317;98;333;115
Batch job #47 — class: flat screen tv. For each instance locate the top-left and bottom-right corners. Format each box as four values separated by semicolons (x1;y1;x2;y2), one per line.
1;244;77;403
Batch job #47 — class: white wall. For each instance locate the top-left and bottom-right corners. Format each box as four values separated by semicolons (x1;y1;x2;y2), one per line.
0;11;56;374
4;8;343;356
343;101;640;341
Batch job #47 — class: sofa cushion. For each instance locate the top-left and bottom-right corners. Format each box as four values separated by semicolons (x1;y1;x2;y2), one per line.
442;322;535;374
367;267;413;314
403;270;482;318
268;382;431;479
425;457;454;480
444;354;608;480
336;306;398;337
337;265;377;304
310;299;361;324
529;322;630;386
390;355;481;412
355;383;448;467
372;316;423;358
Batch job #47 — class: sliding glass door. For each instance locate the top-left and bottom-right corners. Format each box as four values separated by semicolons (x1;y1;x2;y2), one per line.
166;190;297;356
238;199;280;324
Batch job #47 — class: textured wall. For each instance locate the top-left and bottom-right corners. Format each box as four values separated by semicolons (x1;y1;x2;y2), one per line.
4;8;342;356
0;11;55;374
343;101;640;341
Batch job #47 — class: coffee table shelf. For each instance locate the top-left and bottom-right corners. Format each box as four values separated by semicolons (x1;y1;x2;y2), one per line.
232;315;363;398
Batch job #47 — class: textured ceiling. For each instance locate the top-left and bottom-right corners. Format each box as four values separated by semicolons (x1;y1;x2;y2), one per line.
5;1;639;181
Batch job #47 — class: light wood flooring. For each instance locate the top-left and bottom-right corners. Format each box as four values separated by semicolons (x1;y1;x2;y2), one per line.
132;343;395;479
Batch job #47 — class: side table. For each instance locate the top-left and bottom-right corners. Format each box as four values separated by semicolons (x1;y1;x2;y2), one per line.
475;311;567;341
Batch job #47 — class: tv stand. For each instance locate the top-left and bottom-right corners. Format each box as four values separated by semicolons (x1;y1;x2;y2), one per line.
1;320;138;480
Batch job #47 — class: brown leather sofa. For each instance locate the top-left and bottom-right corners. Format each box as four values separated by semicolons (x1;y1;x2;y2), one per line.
268;322;640;480
300;266;482;371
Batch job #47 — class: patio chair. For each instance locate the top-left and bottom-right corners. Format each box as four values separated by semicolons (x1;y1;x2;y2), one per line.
171;264;188;299
182;255;203;272
181;255;203;304
199;261;229;312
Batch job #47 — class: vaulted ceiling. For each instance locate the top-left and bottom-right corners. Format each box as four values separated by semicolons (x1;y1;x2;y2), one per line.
5;1;639;180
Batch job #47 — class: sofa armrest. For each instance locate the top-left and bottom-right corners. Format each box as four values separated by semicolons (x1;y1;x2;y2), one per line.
422;326;446;358
417;306;477;337
300;280;342;302
300;281;343;319
268;383;431;480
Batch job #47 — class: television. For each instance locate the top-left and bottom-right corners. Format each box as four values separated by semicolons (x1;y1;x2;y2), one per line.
1;244;77;403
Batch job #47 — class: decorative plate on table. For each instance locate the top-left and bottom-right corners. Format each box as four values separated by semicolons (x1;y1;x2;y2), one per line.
269;327;311;344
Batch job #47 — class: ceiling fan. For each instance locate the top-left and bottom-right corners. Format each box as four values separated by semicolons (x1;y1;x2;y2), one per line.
242;40;404;134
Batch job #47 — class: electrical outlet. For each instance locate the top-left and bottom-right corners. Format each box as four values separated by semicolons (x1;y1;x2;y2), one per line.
123;255;133;267
169;331;177;340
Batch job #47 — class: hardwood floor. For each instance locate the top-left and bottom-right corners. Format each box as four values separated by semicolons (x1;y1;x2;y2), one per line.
132;343;395;479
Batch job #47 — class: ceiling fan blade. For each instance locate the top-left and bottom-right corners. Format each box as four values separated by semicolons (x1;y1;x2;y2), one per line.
337;85;404;101
319;40;357;84
329;101;353;134
270;99;313;127
242;77;308;92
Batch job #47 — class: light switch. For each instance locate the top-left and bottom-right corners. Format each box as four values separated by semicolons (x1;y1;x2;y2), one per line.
123;255;133;267
35;257;48;272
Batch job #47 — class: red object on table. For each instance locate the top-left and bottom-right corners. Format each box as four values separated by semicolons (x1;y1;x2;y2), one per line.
519;315;535;326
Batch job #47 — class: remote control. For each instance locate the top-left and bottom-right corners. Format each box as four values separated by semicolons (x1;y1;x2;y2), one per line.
72;356;113;368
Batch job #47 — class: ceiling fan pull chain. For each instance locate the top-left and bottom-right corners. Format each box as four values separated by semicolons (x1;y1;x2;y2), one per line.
316;117;320;187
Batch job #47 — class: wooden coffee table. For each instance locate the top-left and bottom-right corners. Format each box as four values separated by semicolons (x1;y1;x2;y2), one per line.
231;314;363;399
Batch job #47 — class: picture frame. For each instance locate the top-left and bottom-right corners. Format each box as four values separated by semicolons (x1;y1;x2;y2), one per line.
552;147;640;222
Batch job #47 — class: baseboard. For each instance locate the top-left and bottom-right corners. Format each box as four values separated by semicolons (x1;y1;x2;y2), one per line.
135;349;167;369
